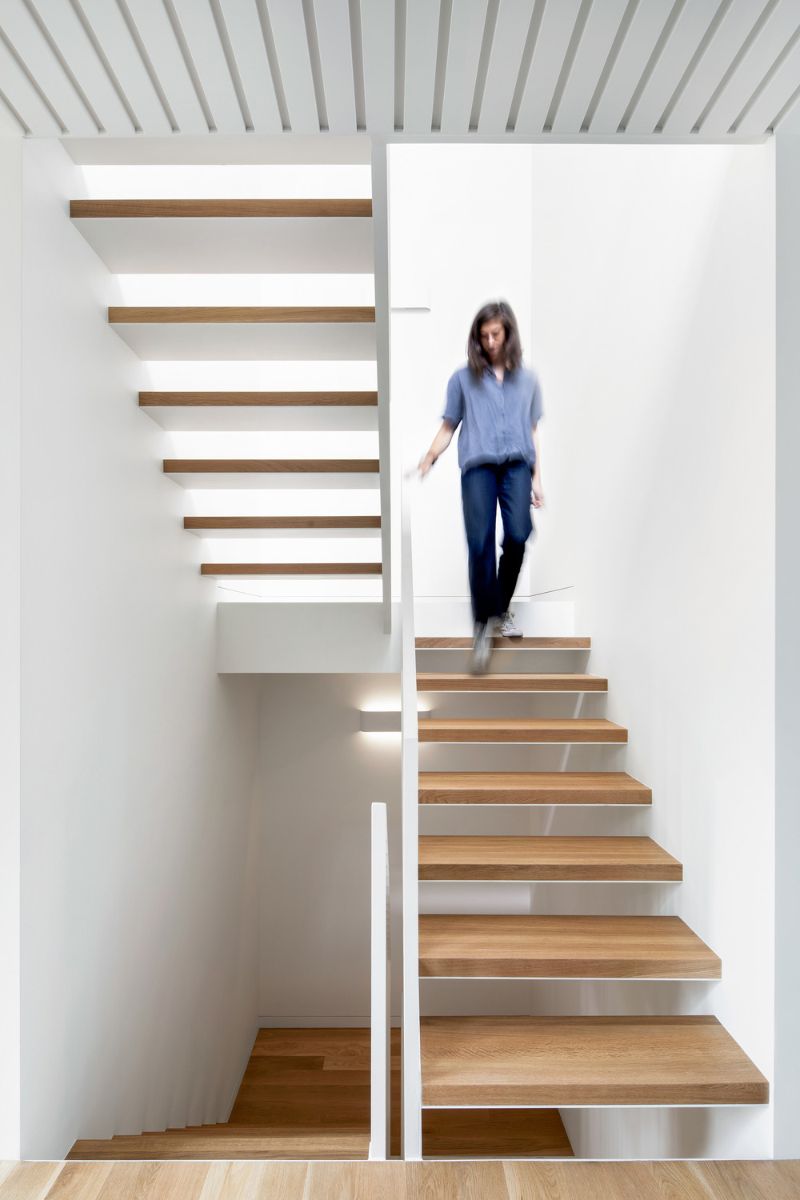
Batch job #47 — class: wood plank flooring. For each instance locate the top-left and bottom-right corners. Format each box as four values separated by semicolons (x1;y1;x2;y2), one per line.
4;1159;800;1199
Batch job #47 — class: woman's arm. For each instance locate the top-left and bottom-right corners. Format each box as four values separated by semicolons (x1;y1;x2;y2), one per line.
419;420;456;477
531;423;544;507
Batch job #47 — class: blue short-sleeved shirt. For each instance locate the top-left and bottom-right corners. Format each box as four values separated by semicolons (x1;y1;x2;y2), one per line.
443;362;543;473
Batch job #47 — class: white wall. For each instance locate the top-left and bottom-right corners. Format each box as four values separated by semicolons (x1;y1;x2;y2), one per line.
775;109;800;1160
255;675;401;1025
0;133;22;1161
19;140;262;1158
390;143;775;1159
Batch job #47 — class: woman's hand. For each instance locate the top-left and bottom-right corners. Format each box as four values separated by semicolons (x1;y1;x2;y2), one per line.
419;421;456;478
532;480;545;508
418;452;437;478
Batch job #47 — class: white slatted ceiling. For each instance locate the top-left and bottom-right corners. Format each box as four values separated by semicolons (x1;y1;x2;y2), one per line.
0;0;799;141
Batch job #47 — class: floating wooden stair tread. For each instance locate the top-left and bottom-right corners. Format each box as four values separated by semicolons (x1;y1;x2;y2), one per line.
418;771;652;805
421;1016;769;1107
418;836;682;880
418;717;627;743
164;458;379;473
201;563;381;576
141;390;378;406
417;672;607;692
422;1108;572;1158
418;915;719;978
110;306;375;323
185;516;381;530
72;198;373;218
416;636;591;648
68;1128;370;1161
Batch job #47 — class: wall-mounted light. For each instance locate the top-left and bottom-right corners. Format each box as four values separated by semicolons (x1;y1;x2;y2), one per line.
359;710;401;733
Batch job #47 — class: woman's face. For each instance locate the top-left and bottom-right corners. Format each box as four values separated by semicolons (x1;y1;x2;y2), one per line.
480;319;506;364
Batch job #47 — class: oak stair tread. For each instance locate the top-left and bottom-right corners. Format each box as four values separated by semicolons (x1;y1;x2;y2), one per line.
185;516;381;530
200;563;381;576
418;771;652;805
68;1128;370;1161
417;672;607;692
418;915;720;978
109;306;375;323
422;1108;573;1158
420;1016;769;1107
72;198;373;218
416;636;591;648
164;458;379;473
418;835;682;881
418;717;627;743
141;390;377;406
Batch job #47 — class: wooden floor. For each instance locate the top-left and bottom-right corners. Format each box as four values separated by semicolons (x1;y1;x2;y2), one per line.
68;1029;572;1162
3;1159;799;1199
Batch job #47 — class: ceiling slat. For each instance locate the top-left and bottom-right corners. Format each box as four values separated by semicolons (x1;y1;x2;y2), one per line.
169;0;245;133
0;34;62;134
359;0;394;132
404;0;441;133
439;0;489;134
659;0;772;135
623;0;722;134
123;0;208;134
733;33;800;133
0;93;25;133
265;0;319;134
551;0;631;134
478;0;534;134
31;0;133;133
313;0;357;133
588;0;674;133
514;0;582;135
0;0;96;134
217;0;282;134
77;0;172;135
698;0;800;135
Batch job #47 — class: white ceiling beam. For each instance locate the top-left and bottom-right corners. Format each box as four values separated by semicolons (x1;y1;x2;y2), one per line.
439;0;489;135
31;0;133;133
734;34;800;134
264;0;319;134
0;0;96;134
698;0;800;135
623;0;721;134
312;0;357;134
404;0;441;134
77;0;172;135
169;0;245;134
551;0;631;134
514;0;582;135
478;0;534;134
588;0;674;134
0;34;62;134
123;0;208;134
359;0;394;134
217;0;283;134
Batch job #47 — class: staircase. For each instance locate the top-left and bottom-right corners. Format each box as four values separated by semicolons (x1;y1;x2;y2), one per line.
71;156;390;613
408;630;768;1157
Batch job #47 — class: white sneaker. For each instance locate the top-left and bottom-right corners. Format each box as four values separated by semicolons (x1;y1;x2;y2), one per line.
470;622;493;675
496;611;523;638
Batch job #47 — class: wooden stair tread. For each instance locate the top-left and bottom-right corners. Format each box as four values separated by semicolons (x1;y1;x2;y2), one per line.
418;717;627;743
72;198;373;218
200;563;381;576
418;915;719;978
416;636;590;648
185;516;381;530
422;1108;573;1158
421;1016;769;1107
141;390;377;406
110;306;375;323
68;1129;369;1160
417;672;607;691
164;458;379;473
418;836;682;880
418;771;651;804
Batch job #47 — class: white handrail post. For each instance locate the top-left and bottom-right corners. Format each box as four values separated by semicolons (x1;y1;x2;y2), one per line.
400;476;422;1159
369;801;390;1160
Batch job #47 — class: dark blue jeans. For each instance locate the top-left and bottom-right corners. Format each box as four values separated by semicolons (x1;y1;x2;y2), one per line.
461;460;534;626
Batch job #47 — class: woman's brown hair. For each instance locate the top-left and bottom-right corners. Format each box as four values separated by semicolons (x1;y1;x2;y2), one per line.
467;300;523;376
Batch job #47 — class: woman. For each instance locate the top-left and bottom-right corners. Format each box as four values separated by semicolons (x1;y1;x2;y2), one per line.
419;300;544;674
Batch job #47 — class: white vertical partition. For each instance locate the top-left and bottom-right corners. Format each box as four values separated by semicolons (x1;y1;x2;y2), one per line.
400;477;422;1159
369;801;390;1161
370;138;393;632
